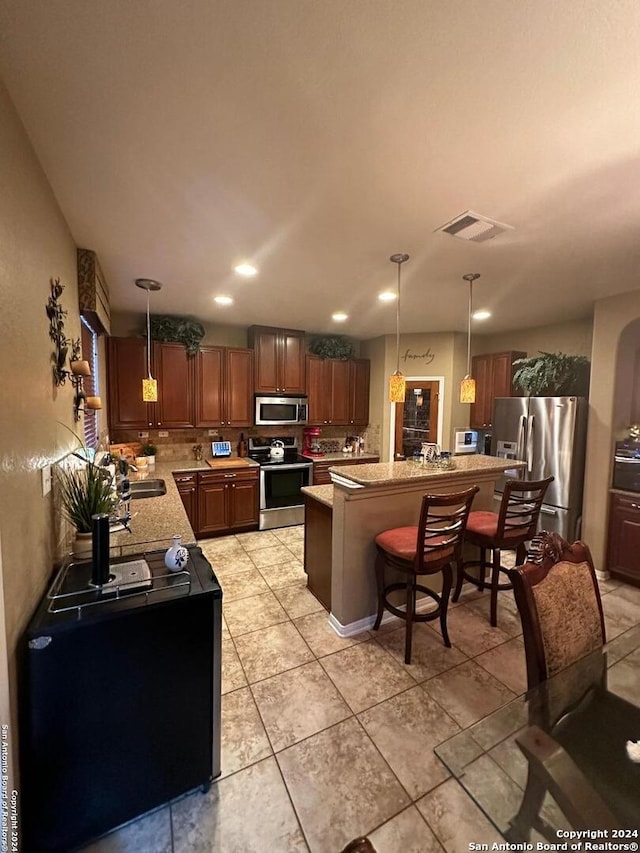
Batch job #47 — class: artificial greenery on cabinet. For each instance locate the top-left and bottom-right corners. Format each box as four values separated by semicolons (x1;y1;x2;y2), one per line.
147;315;205;355
512;351;591;397
308;335;355;360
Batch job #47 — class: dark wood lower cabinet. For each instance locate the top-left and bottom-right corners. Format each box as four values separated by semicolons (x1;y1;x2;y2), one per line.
313;456;379;485
197;469;259;537
174;473;198;532
304;496;332;610
174;469;259;537
607;491;640;586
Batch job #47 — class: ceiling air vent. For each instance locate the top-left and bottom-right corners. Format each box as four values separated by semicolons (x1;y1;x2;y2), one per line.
436;210;514;243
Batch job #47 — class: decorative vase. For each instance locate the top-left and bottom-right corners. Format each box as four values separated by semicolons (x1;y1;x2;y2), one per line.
145;455;156;466
164;535;189;572
73;531;92;559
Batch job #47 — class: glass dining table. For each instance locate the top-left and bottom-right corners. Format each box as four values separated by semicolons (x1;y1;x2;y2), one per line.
435;625;640;840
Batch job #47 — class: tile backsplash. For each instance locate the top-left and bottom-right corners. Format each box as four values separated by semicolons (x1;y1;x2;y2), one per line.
108;424;377;461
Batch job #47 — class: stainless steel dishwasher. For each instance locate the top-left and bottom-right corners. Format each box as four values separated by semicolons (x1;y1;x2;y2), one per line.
20;546;222;853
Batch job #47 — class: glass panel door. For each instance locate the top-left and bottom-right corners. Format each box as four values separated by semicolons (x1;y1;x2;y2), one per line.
394;381;439;459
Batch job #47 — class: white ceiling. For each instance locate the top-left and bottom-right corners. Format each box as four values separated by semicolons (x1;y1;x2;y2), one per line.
1;0;640;338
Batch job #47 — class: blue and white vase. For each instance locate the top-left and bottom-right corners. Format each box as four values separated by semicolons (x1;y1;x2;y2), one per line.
164;535;189;572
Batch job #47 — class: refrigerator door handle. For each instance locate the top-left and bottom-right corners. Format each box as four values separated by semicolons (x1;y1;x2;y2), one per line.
540;506;558;516
516;416;527;463
526;415;534;474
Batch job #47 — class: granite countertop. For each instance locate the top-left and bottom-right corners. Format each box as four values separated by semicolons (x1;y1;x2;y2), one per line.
301;484;334;508
328;454;526;487
108;456;258;553
309;452;379;463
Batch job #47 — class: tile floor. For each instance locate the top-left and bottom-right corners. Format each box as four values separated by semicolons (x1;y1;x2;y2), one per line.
82;528;640;853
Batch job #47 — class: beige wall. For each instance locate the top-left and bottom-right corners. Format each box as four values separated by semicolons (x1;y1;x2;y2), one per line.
0;78;81;784
583;289;640;569
361;331;469;460
473;317;593;359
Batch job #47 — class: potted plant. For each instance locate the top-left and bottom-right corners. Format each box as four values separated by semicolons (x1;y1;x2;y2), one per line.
57;461;117;557
141;443;157;465
512;352;591;397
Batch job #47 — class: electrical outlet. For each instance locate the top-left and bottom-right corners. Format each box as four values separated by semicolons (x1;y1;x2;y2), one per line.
41;465;52;496
138;431;149;439
208;429;219;437
158;431;169;438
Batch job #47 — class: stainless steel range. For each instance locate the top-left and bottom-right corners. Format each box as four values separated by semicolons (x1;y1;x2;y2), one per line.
248;436;313;530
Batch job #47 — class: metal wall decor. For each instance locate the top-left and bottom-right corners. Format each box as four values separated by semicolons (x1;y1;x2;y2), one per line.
46;278;100;420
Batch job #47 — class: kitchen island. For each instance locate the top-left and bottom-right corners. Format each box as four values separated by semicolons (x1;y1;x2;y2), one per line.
323;455;525;635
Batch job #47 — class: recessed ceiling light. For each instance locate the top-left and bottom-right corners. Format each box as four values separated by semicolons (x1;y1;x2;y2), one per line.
214;295;233;305
472;309;492;321
378;291;397;302
332;312;348;322
234;263;257;277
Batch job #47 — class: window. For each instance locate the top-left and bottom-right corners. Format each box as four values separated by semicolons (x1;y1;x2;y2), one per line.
80;316;100;448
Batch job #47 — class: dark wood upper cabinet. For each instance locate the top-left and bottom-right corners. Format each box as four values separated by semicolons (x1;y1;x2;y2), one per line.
469;350;526;429
349;358;370;425
154;343;195;429
108;338;252;433
107;337;152;430
248;326;306;394
195;346;253;428
306;355;366;426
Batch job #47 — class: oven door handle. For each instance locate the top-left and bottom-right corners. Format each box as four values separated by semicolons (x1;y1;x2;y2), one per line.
614;456;640;464
263;463;313;472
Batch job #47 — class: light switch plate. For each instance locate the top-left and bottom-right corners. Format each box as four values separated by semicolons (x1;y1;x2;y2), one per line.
42;465;52;496
158;431;169;438
138;431;149;439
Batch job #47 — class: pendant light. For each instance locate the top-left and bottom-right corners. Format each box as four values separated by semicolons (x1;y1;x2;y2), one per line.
389;253;409;403
135;278;163;403
460;273;480;403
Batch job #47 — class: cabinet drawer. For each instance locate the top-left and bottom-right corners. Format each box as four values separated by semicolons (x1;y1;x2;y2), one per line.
198;468;258;484
173;473;197;487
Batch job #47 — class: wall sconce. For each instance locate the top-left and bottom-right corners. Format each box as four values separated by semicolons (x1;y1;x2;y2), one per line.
46;279;101;420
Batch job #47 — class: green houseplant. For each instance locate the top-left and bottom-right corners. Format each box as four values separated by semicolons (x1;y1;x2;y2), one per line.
141;443;157;465
57;460;117;556
512;352;591;397
148;315;205;355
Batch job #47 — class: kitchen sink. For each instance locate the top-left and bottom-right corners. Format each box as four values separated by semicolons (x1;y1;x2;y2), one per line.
130;479;166;499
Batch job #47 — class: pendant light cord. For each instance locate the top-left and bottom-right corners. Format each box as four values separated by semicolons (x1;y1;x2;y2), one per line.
466;278;472;375
146;290;152;379
396;261;401;373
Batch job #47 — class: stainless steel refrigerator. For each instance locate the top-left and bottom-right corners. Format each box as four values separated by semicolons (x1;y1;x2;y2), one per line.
491;396;589;541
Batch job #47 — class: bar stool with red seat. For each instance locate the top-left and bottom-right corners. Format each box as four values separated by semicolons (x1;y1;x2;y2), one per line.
373;486;479;664
452;476;553;628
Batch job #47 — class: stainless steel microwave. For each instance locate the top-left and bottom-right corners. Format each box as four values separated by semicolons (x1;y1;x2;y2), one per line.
255;396;308;426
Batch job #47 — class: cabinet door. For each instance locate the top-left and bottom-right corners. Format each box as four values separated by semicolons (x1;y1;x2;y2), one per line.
329;359;350;425
280;330;306;394
229;478;259;529
349;359;370;425
107;337;151;430
470;354;494;428
155;343;195;428
177;485;198;532
493;351;526;398
198;479;229;536
251;328;280;394
196;347;224;427
313;462;332;485
607;493;640;585
306;356;331;425
225;348;253;427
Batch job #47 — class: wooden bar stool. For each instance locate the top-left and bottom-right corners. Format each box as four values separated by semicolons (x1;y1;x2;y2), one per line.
373;486;479;664
452;476;553;627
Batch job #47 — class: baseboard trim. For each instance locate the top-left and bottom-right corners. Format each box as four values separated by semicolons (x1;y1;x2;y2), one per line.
328;597;437;638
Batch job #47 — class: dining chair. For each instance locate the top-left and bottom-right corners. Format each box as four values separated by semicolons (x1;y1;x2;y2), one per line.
452;476;553;627
505;531;640;839
373;486;479;663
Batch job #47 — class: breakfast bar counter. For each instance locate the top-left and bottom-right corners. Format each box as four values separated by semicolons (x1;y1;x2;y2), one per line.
325;455;525;634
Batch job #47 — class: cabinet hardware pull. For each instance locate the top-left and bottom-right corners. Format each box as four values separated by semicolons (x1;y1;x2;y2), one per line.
632;503;640;510
224;473;236;478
